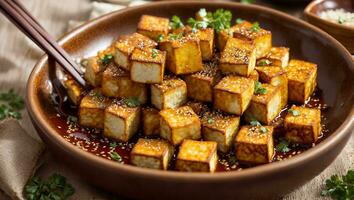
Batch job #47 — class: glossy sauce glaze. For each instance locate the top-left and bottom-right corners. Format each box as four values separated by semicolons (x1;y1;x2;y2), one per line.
49;88;329;172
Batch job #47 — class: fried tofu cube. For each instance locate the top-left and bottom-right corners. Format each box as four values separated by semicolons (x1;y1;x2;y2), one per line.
79;90;111;129
159;34;203;75
151;76;187;110
130;48;166;84
216;21;252;51
194;28;214;61
176;140;218;172
213;76;254;115
159;106;201;146
248;69;259;84
64;78;83;105
142;107;160;136
219;38;256;77
244;84;282;124
233;22;272;59
235;125;274;164
286;60;317;103
184;63;222;102
257;47;289;68
256;66;288;108
104;100;141;142
185;101;209;116
130;138;174;170
114;33;157;70
285;106;321;144
101;64;148;104
137;15;169;41
202;111;240;153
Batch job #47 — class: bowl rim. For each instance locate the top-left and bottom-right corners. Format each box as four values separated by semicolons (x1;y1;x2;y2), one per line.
27;1;354;180
304;0;354;33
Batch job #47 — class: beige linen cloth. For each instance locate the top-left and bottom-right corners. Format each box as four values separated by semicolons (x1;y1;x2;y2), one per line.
0;0;353;199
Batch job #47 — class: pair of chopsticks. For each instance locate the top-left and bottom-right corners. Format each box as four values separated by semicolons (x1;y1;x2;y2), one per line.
0;0;86;87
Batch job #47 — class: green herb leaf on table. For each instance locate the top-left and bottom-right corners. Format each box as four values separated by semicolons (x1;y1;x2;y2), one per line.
321;170;354;200
254;82;267;95
0;89;24;120
288;109;300;117
250;22;260;32
151;49;158;58
123;97;140;108
99;54;113;65
110;151;122;162
25;173;75;200
276;138;291;153
170;15;184;30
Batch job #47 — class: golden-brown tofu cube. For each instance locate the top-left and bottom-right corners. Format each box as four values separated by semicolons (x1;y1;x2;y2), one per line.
142;107;160;136
233;22;272;59
159;34;203;75
213;76;254;115
184;101;209;116
79;90;111;129
219;38;256;77
216;21;253;51
176;139;218;172
248;69;259;84
202;111;240;153
151;76;187;110
130;48;166;84
285;106;321;144
104;99;141;142
184;62;222;102
84;47;115;87
286;60;317;103
257;47;289;68
244;83;282;124
235;125;274;164
114;33;157;70
194;28;214;61
101;64;148;104
130;138;174;170
159;106;201;146
137;15;169;41
64;78;83;105
256;66;288;108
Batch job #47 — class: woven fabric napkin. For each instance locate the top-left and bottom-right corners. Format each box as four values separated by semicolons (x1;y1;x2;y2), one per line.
0;119;44;200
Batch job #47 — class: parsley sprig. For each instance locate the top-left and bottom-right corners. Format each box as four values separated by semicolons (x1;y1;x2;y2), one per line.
0;89;25;120
151;49;159;58
157;34;164;42
250;22;261;32
321;170;354;200
254;82;267;95
276;138;291;153
258;59;272;66
170;15;184;30
123;97;140;108
25;173;75;200
99;54;113;65
288;109;300;117
110;151;123;162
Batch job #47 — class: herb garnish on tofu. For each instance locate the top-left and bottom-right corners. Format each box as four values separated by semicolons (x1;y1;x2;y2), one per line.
151;49;158;58
157;34;164;42
168;33;183;40
187;18;208;33
99;53;113;65
25;173;75;200
207;117;214;124
123;97;141;108
170;15;184;29
258;59;272;66
288;109;300;116
321;170;354;200
250;119;262;127
254;82;267;95
236;18;244;24
250;22;261;32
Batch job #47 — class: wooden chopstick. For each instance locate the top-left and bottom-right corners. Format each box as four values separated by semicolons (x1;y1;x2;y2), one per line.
0;0;86;87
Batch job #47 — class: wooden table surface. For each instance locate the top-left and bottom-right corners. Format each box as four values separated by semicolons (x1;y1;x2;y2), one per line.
0;0;352;199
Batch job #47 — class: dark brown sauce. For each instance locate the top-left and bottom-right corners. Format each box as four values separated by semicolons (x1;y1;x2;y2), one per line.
49;87;329;172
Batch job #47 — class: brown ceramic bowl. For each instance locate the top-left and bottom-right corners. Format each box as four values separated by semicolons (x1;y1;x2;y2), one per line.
304;0;354;53
26;1;354;199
